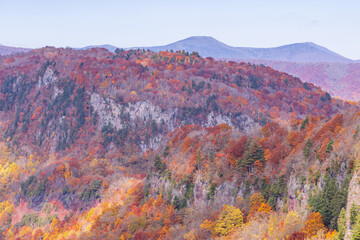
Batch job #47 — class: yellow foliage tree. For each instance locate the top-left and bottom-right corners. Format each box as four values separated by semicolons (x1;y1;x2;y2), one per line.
325;229;337;239
268;214;278;237
284;211;302;237
0;201;13;226
257;202;272;214
18;225;32;238
1;162;21;184
213;205;244;236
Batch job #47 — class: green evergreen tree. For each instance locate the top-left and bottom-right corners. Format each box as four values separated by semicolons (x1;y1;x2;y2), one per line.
352;215;360;240
242;141;264;172
351;203;359;225
300;116;309;130
338;208;346;240
163;145;170;157
325;139;334;153
303;139;313;158
309;174;350;229
154;155;166;173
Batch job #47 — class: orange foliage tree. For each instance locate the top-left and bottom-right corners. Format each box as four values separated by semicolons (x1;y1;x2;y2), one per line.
302;212;325;238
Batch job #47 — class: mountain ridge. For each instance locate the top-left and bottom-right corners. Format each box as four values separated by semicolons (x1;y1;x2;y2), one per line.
79;36;353;63
3;36;354;63
0;44;30;56
138;36;353;63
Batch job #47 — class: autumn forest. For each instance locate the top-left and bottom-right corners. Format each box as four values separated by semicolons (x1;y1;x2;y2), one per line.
0;45;360;240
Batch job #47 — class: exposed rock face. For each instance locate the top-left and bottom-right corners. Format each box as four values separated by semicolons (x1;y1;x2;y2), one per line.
193;177;209;205
53;85;63;100
90;93;125;130
90;93;178;131
89;90;262;153
128;101;176;126
147;174;251;209
206;112;233;127
287;175;310;215
139;135;164;153
206;112;259;137
212;181;239;206
90;93;179;151
146;174;183;202
38;68;57;88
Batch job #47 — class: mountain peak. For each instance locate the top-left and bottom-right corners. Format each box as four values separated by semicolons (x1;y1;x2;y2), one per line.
296;42;317;46
279;42;324;49
140;36;352;63
167;36;230;48
79;44;118;52
183;36;216;40
180;36;220;42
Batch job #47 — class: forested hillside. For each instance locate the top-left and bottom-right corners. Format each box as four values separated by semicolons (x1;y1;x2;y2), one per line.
241;59;360;101
0;47;359;239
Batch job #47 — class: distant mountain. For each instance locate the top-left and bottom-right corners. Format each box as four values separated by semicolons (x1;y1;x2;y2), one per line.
137;36;353;63
142;36;241;59
242;59;360;101
0;44;30;56
76;38;359;100
78;36;353;63
79;44;118;52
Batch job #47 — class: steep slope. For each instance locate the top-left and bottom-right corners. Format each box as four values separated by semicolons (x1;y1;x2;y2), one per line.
0;47;359;239
0;47;348;159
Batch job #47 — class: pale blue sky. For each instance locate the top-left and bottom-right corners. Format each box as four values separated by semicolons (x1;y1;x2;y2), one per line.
1;0;359;59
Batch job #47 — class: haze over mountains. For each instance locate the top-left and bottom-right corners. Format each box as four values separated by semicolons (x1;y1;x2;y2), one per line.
77;44;118;52
2;36;360;100
136;36;354;63
84;36;359;101
1;36;355;63
245;59;360;101
0;44;30;56
131;36;359;101
74;36;355;63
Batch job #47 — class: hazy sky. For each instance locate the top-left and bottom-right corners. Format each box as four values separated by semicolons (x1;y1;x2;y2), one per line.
1;0;359;59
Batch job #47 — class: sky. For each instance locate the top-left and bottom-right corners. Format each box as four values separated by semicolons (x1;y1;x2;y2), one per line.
0;0;359;59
